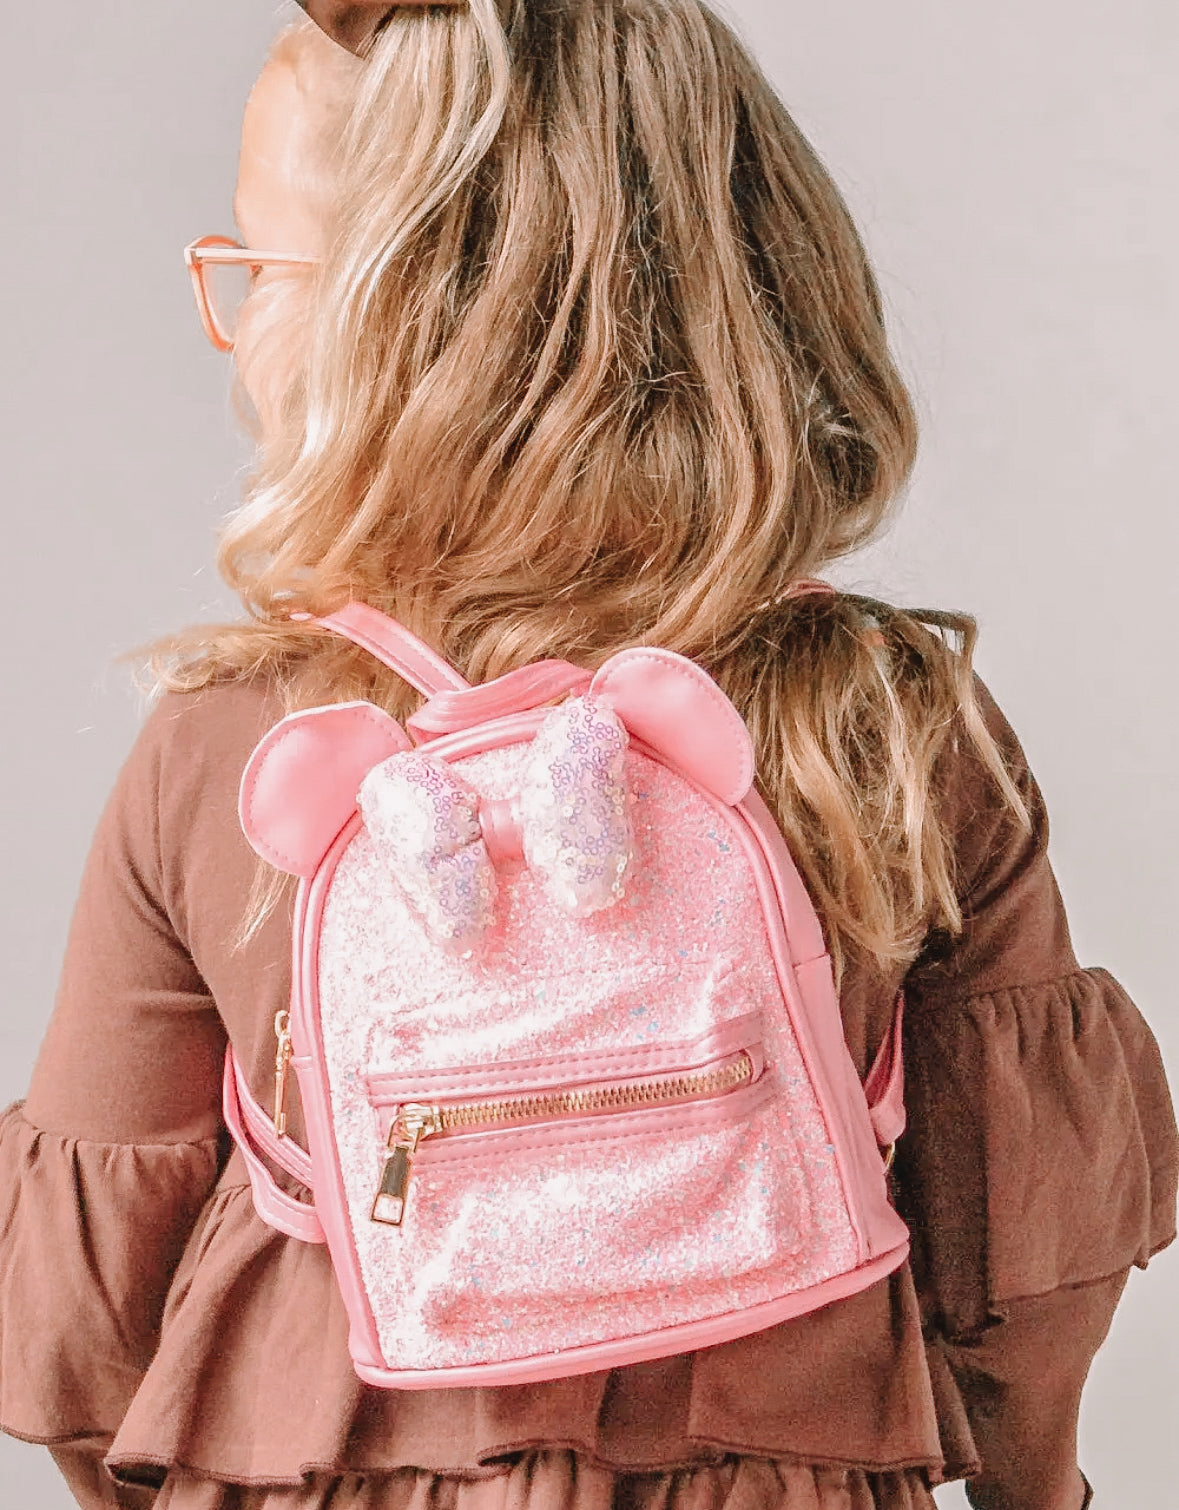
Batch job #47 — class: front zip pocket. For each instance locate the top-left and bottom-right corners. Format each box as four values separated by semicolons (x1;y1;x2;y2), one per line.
366;1018;765;1228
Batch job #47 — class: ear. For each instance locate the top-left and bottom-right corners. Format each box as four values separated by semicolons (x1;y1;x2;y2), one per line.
239;702;412;876
590;649;754;805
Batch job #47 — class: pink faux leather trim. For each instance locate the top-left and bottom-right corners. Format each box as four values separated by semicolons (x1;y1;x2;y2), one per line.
730;788;827;968
239;701;411;878
792;956;908;1262
713;789;907;1265
314;604;469;697
221;1052;325;1244
591;648;755;806
353;1240;908;1388
863;993;906;1148
413;710;574;759
478;796;524;863
363;1012;764;1103
719;809;867;1260
408;661;592;741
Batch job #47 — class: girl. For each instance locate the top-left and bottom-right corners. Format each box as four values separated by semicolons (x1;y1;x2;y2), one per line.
1;3;1174;1509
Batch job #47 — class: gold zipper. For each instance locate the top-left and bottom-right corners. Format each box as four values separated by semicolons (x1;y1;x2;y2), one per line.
370;1051;754;1228
273;1010;293;1138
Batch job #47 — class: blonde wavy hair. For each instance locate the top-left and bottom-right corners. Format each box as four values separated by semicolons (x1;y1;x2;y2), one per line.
155;0;1025;974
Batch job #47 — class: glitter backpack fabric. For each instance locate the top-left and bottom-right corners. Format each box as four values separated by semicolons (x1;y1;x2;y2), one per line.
224;603;909;1388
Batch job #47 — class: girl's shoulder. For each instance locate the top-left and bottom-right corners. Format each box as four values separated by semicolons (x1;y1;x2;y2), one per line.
147;676;283;752
122;677;286;814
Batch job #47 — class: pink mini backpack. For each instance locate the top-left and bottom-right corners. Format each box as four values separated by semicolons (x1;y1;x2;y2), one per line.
224;602;908;1388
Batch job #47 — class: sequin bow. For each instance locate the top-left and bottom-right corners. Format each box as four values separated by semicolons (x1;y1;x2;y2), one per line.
357;696;633;948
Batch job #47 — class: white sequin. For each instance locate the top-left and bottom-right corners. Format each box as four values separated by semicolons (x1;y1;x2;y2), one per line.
358;753;497;949
519;695;633;916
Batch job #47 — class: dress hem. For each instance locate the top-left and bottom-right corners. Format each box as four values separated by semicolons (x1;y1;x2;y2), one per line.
101;1448;950;1493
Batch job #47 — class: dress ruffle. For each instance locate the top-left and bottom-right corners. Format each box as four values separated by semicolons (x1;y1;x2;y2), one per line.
0;1102;219;1445
149;1450;937;1510
103;1165;945;1487
897;966;1177;1338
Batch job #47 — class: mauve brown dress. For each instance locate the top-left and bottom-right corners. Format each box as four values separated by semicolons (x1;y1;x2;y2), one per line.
0;675;1174;1510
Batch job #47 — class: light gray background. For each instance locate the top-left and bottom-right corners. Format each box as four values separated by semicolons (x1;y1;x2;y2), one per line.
2;1;1175;1504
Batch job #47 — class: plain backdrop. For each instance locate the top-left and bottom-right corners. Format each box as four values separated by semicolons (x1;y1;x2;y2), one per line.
1;1;1175;1505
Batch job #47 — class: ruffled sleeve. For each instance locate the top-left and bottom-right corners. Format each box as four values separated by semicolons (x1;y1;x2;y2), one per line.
0;694;230;1491
898;967;1174;1335
892;684;1178;1505
0;1104;219;1445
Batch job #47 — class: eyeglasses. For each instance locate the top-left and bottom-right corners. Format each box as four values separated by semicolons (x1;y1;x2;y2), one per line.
184;235;320;352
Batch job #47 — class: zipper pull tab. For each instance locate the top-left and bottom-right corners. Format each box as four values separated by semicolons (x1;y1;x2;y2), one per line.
273;1010;293;1138
371;1105;440;1226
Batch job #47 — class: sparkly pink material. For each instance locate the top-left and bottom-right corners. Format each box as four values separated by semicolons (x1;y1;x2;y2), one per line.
316;746;862;1373
358;698;633;947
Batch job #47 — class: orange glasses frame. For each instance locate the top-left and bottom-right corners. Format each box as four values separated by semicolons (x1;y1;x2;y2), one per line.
184;235;321;352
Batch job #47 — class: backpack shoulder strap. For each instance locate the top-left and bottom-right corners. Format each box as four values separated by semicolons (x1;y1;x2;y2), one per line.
863;993;905;1150
222;1049;325;1244
304;602;470;697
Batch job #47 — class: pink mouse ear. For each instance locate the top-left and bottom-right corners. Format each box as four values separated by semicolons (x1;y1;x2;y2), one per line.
239;702;412;876
589;649;755;806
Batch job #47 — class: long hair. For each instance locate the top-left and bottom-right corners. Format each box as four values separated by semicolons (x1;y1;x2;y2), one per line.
153;0;1025;973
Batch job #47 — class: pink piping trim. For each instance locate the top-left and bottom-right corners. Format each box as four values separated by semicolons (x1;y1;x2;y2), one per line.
290;862;386;1367
363;1011;764;1102
353;1241;908;1389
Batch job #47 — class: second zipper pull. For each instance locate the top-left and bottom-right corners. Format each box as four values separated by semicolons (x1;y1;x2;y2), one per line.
273;1010;293;1137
